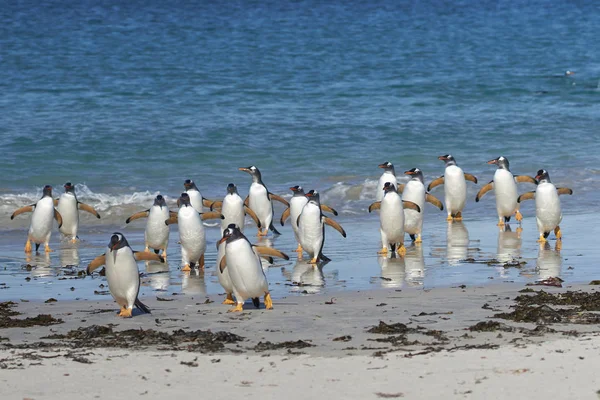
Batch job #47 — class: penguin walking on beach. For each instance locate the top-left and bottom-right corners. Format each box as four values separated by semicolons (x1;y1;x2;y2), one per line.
55;182;101;242
184;179;214;213
369;182;421;256
517;169;573;243
297;190;346;264
396;168;444;243
428;155;478;221
125;194;176;260
86;233;163;317
165;193;223;271
239;166;289;236
475;157;537;226
280;186;338;254
218;224;289;312
11;185;63;253
376;162;398;202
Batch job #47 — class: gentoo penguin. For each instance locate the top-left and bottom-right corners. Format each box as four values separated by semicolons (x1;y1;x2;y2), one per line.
11;185;63;253
218;224;289;312
55;182;101;242
475;157;537;226
368;182;420;256
165;193;223;271
376;162;398;202
239;166;289;236
297;190;346;264
280;186;338;253
397;168;443;243
125;195;176;259
86;233;163;317
517;169;573;243
428;155;478;221
184;179;213;213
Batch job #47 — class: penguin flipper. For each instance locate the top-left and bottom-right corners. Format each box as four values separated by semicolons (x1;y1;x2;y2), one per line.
201;211;225;221
425;193;444;210
202;198;215;208
320;204;338;216
475;182;494;202
53;199;59;207
219;255;227;273
78;202;101;219
87;254;106;275
269;193;290;207
209;200;223;211
557;187;573;196
515;175;537;185
368;201;381;213
403;201;421;213
323;217;346;238
464;173;478;184
517;191;536;203
253;246;290;260
54;209;63;228
10;205;34;220
269;222;282;235
396;184;405;195
134;298;151;314
244;196;249;207
126;210;150;224
165;215;178;225
427;176;445;191
280;207;291;226
134;251;164;263
244;206;262;228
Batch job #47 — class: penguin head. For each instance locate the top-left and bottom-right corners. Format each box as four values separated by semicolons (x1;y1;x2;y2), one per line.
42;185;53;198
239;165;262;182
290;185;305;196
226;183;237;195
178;193;191;208
184;179;198;191
404;168;424;183
108;232;129;262
378;162;395;172
438;154;457;166
383;182;397;195
154;194;167;208
63;182;75;194
305;190;321;205
218;223;244;245
488;156;509;170
535;169;550;184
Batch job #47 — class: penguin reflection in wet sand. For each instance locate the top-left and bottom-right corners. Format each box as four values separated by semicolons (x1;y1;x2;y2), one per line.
376;162;398;202
369;182;421;256
239;166;289;236
428;155;478;221
87;233;163;317
11;185;63;253
475;157;537;226
165;193;223;271
125;195;176;260
280;186;338;253
518;169;573;244
55;182;101;242
184;179;214;213
218;224;289;312
397;168;444;243
298;191;346;264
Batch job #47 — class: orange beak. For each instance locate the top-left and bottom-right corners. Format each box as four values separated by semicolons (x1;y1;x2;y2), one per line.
404;170;415;175
438;155;447;161
378;163;388;169
487;159;498;165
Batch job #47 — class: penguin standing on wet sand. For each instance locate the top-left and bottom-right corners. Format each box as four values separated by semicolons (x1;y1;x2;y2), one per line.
55;182;101;243
86;233;163;317
428;155;478;221
239;166;289;236
184;179;214;213
11;185;63;253
125;194;176;259
517;169;573;243
376;162;398;202
475;157;537;226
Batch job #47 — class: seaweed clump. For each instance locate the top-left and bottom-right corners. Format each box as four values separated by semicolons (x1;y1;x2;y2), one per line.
0;302;63;328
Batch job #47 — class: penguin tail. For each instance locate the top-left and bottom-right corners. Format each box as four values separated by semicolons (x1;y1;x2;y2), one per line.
504;216;511;223
409;234;416;242
319;253;331;263
134;298;151;314
252;297;260;308
390;243;397;253
153;249;160;254
269;223;282;235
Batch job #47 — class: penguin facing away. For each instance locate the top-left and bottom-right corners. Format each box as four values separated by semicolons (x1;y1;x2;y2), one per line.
55;182;101;242
376;162;398;202
428;155;478;221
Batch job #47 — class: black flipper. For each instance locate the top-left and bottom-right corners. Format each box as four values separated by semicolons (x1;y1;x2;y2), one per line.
252;297;260;308
409;234;416;242
269;222;281;235
134;298;151;314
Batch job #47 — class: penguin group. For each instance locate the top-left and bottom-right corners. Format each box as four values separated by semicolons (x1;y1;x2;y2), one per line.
9;157;573;318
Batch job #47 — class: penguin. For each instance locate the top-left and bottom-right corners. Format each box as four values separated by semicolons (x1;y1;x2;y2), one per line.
297;190;346;264
218;224;289;312
376;162;398;202
165;193;223;271
428;155;478;221
280;186;338;253
55;182;101;242
397;168;443;243
125;194;176;260
517;169;573;243
475;157;537;226
11;185;63;253
368;182;421;256
239;166;289;236
86;233;163;317
184;179;214;213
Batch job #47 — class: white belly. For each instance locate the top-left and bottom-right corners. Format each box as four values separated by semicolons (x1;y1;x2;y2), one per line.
226;240;268;302
56;194;78;237
105;247;140;309
29;197;55;243
402;181;425;235
298;204;323;258
145;206;170;250
221;194;246;232
216;241;233;293
290;196;308;242
249;183;272;229
187;190;204;213
444;165;467;214
376;172;397;201
535;183;562;233
493;169;518;217
380;193;405;243
178;207;206;263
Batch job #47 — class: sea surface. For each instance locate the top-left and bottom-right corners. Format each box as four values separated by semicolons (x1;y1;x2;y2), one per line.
0;0;599;301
